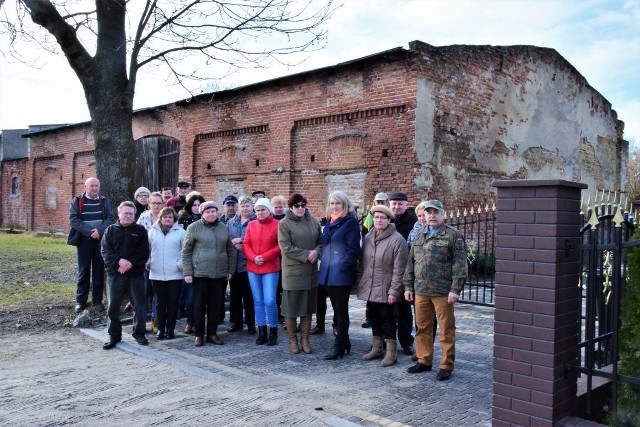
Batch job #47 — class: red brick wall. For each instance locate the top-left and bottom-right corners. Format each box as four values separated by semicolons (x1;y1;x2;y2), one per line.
0;159;29;229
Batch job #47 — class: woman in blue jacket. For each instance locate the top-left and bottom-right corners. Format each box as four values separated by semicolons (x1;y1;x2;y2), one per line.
318;191;361;360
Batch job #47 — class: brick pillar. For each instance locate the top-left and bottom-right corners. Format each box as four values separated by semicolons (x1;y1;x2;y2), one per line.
492;179;586;426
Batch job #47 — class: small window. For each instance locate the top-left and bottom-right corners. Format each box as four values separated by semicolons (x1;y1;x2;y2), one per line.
11;177;19;196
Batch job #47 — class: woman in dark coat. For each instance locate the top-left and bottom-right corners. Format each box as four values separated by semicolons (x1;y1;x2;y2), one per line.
278;193;322;354
318;190;361;360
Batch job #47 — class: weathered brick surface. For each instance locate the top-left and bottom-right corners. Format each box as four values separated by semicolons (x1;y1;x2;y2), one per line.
1;42;625;232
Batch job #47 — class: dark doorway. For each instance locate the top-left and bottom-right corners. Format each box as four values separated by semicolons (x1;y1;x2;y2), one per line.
134;136;180;191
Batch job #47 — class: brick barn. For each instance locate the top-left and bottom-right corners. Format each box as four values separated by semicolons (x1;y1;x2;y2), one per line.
0;40;627;232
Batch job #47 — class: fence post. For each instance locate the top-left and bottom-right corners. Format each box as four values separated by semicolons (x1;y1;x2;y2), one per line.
492;179;586;426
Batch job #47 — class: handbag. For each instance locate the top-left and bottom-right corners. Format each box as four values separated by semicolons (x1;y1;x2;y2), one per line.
67;228;81;246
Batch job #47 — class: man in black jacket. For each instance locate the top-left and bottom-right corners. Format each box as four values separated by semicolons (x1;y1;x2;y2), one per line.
101;201;150;349
389;192;418;356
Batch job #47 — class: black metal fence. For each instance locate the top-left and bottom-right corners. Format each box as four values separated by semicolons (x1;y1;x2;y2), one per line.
576;191;639;420
447;203;496;306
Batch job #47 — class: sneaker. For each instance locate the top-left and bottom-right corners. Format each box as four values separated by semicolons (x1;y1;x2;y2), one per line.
74;303;85;314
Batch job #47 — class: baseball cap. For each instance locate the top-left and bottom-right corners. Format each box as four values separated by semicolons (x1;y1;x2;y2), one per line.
374;192;389;201
176;181;191;189
223;195;238;205
424;199;445;212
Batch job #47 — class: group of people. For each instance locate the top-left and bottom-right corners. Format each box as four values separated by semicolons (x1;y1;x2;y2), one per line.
69;178;467;381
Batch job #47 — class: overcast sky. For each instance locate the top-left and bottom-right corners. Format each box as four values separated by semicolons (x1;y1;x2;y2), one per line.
1;0;638;145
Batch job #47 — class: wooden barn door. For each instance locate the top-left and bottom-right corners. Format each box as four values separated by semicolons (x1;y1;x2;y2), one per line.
134;136;179;191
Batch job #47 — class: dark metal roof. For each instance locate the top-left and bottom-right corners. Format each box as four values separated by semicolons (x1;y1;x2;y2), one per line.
0;129;29;160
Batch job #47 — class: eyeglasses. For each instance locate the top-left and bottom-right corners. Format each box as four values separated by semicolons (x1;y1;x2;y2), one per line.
293;203;306;208
137;194;149;198
150;202;163;205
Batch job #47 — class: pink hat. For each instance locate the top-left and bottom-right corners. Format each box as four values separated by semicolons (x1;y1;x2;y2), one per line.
199;200;219;214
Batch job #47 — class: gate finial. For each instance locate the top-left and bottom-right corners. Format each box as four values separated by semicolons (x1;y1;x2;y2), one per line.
588;209;599;229
612;205;625;228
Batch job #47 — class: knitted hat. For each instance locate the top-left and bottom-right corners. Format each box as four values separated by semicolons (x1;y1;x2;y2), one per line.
134;187;151;198
370;205;394;220
199;200;219;214
254;197;273;213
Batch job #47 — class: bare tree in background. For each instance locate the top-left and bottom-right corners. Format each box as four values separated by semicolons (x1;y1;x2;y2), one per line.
627;142;640;203
1;0;337;204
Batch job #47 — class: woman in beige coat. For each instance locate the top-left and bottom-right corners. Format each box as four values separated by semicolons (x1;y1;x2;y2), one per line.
277;193;322;354
357;205;408;367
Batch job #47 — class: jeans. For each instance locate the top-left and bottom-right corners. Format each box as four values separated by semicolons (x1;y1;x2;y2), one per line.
143;270;157;318
248;272;279;327
179;281;195;325
75;235;105;305
106;272;146;340
229;272;255;327
192;277;226;338
414;294;456;371
153;279;182;334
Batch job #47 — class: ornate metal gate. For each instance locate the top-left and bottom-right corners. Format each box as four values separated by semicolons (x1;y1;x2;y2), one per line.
576;192;639;420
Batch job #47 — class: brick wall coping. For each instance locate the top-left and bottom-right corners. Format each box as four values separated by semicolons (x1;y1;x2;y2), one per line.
492;179;587;189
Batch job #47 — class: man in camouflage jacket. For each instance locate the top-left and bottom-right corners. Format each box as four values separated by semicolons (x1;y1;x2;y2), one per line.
403;200;467;381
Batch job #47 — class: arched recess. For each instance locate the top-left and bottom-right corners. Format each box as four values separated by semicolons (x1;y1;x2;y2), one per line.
134;136;180;191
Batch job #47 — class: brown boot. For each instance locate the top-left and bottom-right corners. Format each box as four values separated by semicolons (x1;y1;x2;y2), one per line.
380;339;397;367
362;336;384;361
284;317;300;354
299;316;313;354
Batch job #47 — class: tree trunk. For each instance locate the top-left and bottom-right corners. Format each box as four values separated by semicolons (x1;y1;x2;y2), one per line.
24;0;136;206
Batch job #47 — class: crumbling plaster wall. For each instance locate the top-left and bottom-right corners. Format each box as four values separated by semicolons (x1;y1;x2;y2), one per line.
411;41;626;208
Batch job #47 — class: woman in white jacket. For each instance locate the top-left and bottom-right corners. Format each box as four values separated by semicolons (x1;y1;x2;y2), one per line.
148;207;186;340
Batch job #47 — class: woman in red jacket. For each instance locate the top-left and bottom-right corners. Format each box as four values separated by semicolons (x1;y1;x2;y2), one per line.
243;198;282;346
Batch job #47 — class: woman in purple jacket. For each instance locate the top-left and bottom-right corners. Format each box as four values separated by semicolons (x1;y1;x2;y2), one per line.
318;191;361;360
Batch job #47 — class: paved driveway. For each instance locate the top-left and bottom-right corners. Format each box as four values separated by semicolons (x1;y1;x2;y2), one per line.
0;298;494;426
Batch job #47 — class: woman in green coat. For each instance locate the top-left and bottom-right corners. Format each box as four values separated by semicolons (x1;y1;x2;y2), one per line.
277;193;323;354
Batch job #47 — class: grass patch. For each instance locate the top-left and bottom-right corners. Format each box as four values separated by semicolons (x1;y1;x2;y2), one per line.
0;233;76;310
0;282;75;310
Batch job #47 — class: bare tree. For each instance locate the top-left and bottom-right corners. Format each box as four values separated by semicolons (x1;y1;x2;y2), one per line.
627;141;640;203
1;0;336;204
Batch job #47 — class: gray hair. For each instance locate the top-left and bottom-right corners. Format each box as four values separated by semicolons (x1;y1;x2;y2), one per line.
238;196;253;206
117;201;136;212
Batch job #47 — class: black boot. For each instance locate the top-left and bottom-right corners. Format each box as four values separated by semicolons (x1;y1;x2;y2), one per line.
256;325;268;345
324;336;346;360
266;327;278;346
